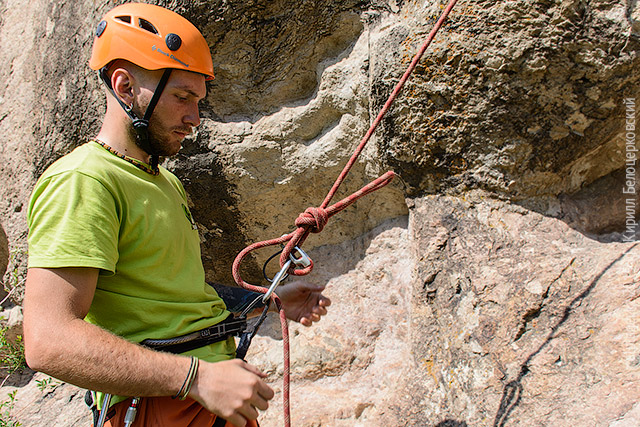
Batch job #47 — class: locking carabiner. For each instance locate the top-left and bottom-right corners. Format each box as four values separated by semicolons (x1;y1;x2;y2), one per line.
262;246;311;303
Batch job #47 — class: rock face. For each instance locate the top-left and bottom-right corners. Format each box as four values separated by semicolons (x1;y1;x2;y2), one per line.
405;194;639;426
0;0;639;426
376;0;640;200
0;224;8;302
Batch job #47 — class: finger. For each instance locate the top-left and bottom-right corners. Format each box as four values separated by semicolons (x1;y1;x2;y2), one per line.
257;380;275;400
226;413;248;427
312;305;327;316
241;362;268;378
310;313;321;322
319;296;332;307
239;403;260;422
299;316;312;327
252;394;270;411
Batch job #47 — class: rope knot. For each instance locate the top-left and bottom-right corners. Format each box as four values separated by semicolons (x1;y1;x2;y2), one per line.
295;207;329;233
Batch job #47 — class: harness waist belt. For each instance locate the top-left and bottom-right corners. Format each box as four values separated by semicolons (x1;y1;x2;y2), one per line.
140;315;247;354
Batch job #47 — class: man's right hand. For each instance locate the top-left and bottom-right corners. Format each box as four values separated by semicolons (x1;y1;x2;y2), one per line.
189;359;275;426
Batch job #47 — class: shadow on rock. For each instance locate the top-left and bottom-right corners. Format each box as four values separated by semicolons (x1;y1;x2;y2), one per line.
436;420;469;427
492;243;638;427
1;367;35;388
518;167;639;243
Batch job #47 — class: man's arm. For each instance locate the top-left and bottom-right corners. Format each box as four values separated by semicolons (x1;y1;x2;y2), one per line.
23;267;273;426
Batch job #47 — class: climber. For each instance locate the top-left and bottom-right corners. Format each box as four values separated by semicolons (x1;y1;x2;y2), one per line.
22;3;330;427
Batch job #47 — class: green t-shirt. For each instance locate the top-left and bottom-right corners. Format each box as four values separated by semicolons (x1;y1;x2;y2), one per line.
27;141;235;363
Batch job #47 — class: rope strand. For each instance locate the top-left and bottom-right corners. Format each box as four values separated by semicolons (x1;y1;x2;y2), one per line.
232;2;459;425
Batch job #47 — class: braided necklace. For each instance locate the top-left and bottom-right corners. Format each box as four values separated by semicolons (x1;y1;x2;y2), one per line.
93;139;159;176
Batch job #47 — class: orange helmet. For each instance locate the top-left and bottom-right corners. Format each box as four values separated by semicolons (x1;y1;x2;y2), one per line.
89;3;214;80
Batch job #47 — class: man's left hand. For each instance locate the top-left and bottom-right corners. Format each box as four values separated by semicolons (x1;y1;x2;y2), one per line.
276;280;331;326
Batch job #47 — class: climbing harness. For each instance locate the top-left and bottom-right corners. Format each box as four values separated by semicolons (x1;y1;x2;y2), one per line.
140;314;247;354
231;0;460;425
92;328;240;426
92;314;248;427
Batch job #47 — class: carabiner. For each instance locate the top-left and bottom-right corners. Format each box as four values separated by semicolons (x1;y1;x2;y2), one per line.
261;246;311;303
95;393;113;427
262;259;291;303
288;246;311;268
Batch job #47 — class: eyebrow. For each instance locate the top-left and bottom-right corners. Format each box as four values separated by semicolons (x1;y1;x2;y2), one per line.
173;86;205;100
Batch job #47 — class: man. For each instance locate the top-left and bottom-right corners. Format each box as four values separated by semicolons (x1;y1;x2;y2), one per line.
23;3;330;426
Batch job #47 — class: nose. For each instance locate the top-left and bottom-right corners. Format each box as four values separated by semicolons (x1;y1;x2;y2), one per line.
184;102;201;127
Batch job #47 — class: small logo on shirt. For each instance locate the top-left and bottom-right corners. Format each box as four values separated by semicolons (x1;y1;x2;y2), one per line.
182;204;197;230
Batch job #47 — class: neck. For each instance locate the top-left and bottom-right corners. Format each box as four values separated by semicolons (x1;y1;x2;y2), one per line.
96;111;151;164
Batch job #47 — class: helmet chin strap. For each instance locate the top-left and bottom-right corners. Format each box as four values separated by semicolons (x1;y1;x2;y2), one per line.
99;67;173;171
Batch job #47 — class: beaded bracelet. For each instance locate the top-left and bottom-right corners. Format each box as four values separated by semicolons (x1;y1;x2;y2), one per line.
173;356;199;400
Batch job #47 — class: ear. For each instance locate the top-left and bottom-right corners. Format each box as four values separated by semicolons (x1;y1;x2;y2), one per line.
111;67;136;108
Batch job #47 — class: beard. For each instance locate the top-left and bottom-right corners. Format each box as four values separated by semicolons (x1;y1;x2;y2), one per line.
127;115;184;158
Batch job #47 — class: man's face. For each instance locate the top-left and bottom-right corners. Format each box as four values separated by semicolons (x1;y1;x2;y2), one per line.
133;69;207;157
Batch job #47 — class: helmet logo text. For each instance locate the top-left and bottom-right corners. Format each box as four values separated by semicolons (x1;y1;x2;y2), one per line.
152;45;189;69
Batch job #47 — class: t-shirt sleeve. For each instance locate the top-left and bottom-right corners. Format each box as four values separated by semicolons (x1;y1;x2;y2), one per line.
27;171;120;273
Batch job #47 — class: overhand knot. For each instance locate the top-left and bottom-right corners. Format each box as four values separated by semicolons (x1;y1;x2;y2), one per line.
295;207;329;233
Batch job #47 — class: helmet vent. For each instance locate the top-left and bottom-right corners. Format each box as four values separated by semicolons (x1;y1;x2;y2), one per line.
138;18;159;35
115;15;131;24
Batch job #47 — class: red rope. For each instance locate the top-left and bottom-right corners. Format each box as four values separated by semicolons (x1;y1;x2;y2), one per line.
232;1;459;425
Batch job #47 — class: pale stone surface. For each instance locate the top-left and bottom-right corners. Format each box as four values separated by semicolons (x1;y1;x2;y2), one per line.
0;305;23;345
247;217;414;426
405;193;640;426
0;224;8;303
0;372;88;426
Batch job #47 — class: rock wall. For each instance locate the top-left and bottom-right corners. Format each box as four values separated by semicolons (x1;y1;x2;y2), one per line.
0;0;639;426
406;193;639;426
376;0;640;200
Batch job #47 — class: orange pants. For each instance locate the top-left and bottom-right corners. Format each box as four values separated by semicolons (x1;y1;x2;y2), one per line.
103;396;259;427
